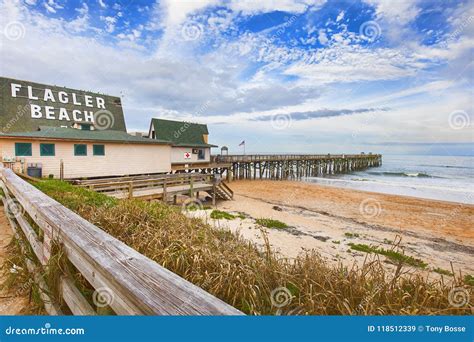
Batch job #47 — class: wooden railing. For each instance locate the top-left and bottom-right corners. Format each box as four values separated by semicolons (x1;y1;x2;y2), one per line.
75;173;216;200
212;153;381;163
0;167;242;315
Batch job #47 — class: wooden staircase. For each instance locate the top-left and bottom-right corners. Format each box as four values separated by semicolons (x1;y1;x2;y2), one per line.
212;181;233;200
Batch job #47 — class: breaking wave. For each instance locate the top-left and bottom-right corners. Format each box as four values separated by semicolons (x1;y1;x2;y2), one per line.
366;171;443;178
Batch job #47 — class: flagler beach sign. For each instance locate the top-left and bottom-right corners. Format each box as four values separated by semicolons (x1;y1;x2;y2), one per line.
10;83;106;123
0;77;127;133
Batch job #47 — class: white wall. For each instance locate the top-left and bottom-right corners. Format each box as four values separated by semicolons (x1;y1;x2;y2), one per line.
171;147;210;164
0;139;171;178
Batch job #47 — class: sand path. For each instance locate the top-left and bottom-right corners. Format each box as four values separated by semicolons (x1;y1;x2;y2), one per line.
0;207;29;314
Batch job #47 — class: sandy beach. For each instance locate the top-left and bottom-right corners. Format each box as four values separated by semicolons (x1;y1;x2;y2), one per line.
191;180;474;276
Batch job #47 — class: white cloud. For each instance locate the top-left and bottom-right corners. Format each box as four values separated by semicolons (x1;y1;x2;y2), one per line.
336;10;344;22
228;0;325;15
98;0;106;9
100;15;117;33
44;0;63;13
364;0;420;25
317;29;328;45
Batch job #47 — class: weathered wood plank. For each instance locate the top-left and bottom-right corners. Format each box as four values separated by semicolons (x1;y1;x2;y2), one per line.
1;197;63;315
60;277;96;315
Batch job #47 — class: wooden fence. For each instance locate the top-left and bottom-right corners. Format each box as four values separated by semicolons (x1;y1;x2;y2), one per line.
0;167;242;315
74;173;233;201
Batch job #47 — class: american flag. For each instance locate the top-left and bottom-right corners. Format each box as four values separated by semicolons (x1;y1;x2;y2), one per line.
238;140;245;146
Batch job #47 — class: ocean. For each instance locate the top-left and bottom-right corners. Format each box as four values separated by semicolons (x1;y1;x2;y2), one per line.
305;155;474;205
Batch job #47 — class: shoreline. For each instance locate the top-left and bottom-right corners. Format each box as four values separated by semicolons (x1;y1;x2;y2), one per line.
303;176;474;205
190;179;474;277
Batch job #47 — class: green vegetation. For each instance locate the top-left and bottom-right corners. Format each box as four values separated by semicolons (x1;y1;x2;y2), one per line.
348;243;428;268
186;204;212;211
255;218;289;229
464;275;474;286
344;232;360;238
332;240;340;244
2;179;470;315
433;268;454;276
34;179;117;211
210;210;238;220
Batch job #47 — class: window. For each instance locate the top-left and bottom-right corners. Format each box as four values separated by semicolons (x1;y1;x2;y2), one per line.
40;143;55;156
74;144;87;156
15;143;32;156
93;144;105;156
81;124;91;131
198;149;205;160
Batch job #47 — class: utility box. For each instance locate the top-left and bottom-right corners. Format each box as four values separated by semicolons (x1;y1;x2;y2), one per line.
27;163;42;178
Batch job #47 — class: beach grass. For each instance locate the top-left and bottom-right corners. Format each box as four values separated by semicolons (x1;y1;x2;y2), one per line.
255;218;289;229
210;209;239;220
433;268;454;276
344;232;360;238
348;243;428;268
10;179;472;315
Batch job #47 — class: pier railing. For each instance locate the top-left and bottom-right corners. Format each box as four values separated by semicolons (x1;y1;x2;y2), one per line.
0;167;242;315
212;153;381;163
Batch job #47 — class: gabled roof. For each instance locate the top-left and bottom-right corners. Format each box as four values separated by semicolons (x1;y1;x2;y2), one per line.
0;126;171;145
150;118;217;148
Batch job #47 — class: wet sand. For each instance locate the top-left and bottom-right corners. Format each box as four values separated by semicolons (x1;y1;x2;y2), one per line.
191;180;474;276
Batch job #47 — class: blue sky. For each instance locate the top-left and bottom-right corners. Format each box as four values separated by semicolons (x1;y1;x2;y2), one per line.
0;0;473;155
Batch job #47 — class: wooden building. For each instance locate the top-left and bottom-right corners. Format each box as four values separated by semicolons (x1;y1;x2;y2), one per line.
148;118;217;167
0;77;174;179
0;126;171;178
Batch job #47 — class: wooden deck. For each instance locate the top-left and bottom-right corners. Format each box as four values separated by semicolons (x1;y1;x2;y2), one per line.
74;173;234;202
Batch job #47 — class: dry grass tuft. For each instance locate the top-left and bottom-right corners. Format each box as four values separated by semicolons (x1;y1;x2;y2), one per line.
32;180;473;315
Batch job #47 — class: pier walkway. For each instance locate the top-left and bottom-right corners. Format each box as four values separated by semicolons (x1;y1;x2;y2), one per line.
212;154;382;180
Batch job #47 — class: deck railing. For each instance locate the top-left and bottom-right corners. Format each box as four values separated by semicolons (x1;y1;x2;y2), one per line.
0;167;242;315
212;153;380;163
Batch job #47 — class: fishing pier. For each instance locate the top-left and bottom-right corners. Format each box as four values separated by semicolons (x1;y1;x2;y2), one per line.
212;154;382;181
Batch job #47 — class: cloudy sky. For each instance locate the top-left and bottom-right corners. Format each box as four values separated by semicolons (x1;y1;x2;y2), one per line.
0;0;473;155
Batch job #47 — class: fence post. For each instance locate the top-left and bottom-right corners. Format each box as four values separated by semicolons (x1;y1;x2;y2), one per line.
189;177;194;198
163;179;167;202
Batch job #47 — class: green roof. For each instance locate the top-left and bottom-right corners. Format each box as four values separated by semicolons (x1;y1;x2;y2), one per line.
0;126;171;145
150;118;217;147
